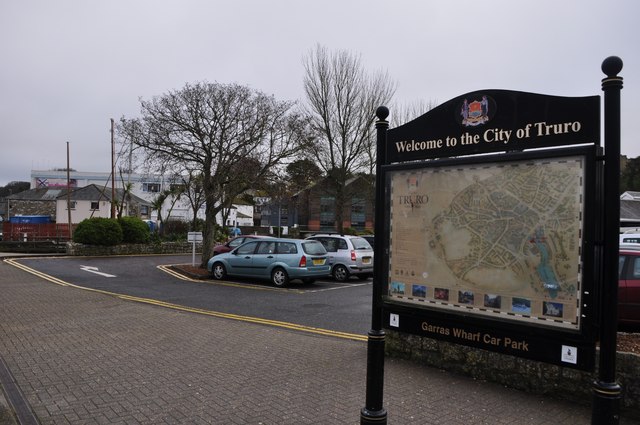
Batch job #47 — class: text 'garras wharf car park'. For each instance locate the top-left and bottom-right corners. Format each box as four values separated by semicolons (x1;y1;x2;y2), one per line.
207;238;331;287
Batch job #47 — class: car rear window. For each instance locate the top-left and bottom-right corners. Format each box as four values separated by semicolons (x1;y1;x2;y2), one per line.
351;237;371;250
276;242;297;254
302;241;327;255
312;237;338;252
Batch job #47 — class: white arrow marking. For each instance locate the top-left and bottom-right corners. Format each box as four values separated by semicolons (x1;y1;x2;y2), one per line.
80;265;116;278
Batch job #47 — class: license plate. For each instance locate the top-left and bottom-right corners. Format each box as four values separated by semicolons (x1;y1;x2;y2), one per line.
363;257;371;264
313;258;326;266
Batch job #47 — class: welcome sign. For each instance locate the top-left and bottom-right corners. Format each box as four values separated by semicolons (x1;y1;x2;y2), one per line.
381;89;601;370
387;90;600;162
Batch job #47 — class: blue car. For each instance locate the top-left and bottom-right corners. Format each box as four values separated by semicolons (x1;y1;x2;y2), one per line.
207;238;331;287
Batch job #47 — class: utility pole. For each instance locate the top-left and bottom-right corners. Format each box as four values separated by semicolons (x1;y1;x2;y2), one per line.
111;118;116;219
66;142;73;239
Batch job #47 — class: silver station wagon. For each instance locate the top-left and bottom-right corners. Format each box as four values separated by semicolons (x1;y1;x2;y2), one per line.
206;238;331;287
305;234;374;281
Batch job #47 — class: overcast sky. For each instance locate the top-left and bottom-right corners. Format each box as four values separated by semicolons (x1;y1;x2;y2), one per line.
1;0;638;187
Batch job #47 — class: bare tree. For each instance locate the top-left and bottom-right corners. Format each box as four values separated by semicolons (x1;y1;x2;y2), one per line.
303;45;396;232
120;82;308;266
389;98;439;128
180;171;206;231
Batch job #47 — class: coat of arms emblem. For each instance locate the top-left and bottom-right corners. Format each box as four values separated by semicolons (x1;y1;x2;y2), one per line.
460;95;492;127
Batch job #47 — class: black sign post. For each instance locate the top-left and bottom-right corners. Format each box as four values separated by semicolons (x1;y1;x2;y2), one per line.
592;56;624;425
360;106;389;425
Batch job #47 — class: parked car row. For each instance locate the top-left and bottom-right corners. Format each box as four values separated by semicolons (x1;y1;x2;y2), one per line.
207;233;375;287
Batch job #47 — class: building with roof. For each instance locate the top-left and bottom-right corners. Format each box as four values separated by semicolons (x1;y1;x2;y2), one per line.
290;175;375;233
54;184;151;223
621;191;640;232
31;169;182;221
6;187;67;220
621;191;640;202
29;169;254;229
6;184;151;224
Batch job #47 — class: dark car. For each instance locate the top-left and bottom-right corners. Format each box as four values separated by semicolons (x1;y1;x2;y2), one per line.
619;243;640;326
213;234;274;256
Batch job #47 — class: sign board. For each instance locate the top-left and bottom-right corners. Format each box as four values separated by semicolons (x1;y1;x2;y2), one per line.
387;89;600;162
187;232;203;242
381;90;600;370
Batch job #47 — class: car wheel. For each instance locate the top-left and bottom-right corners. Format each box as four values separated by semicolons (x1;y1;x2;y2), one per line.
302;278;316;284
271;267;290;287
211;263;227;280
332;265;349;282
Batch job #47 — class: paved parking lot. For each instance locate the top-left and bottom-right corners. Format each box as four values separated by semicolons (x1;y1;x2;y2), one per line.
2;259;639;424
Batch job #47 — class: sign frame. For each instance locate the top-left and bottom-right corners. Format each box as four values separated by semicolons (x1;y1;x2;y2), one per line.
378;89;601;371
380;146;598;369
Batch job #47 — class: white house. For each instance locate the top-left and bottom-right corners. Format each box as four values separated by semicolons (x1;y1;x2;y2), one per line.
54;184;150;223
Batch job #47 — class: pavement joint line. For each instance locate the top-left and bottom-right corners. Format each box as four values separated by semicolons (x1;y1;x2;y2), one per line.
0;355;40;425
4;258;368;342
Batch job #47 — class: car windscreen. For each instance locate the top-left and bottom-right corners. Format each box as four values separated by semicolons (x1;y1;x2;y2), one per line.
302;241;327;255
351;237;372;250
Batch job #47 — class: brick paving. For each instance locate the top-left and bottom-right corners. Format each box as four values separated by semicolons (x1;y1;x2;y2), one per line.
1;260;639;425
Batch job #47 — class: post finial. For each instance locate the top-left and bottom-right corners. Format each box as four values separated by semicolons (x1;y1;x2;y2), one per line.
602;56;623;77
376;106;389;121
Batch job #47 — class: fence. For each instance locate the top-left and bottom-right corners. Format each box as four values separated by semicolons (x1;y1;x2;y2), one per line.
2;222;74;241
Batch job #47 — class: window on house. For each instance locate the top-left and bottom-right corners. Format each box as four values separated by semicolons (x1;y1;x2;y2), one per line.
140;205;149;216
90;201;100;210
351;198;365;229
320;196;335;228
143;183;161;193
66;201;77;210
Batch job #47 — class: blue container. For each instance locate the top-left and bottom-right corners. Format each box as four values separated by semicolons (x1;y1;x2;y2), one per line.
9;215;51;224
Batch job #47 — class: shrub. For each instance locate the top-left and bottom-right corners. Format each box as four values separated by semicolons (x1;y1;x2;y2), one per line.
161;219;191;241
73;217;123;246
118;216;150;243
343;227;359;235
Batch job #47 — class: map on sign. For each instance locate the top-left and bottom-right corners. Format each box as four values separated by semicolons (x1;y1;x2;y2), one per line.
387;155;585;329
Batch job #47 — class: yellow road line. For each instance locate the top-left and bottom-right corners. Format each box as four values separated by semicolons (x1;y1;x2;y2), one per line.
5;258;367;342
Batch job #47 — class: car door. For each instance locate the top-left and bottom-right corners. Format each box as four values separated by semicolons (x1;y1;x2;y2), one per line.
226;241;258;276
252;241;278;277
619;252;640;323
